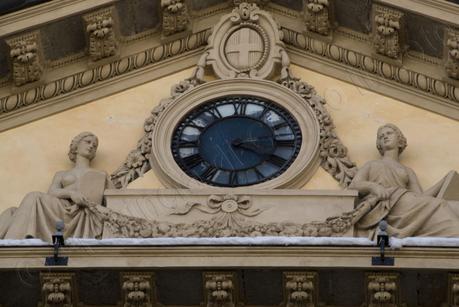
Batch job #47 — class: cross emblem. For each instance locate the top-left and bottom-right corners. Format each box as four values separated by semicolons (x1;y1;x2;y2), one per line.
225;27;264;70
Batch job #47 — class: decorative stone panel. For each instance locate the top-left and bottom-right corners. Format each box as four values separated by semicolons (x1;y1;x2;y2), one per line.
6;31;43;87
40;272;76;307
203;272;237;307
372;5;404;60
161;0;190;36
304;0;332;37
83;6;119;61
366;272;400;307
283;272;318;307
121;272;156;307
445;28;459;80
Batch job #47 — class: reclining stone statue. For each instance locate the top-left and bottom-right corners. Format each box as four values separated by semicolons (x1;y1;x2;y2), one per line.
350;123;459;239
0;132;111;242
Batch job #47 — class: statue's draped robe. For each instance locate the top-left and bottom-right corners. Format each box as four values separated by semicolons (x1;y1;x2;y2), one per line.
355;160;459;238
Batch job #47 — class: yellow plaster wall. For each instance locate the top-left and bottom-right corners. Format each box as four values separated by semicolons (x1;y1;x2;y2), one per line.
1;65;459;211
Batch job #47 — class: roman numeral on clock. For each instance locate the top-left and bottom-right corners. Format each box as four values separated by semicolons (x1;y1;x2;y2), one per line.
182;154;203;168
179;140;198;148
275;139;295;147
229;171;239;185
267;155;287;167
200;166;218;180
272;122;288;130
234;102;247;115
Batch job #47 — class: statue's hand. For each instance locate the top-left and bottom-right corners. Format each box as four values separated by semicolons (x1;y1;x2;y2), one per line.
371;185;390;201
69;191;89;207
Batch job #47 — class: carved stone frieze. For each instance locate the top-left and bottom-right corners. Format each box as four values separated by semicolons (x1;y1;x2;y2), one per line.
40;272;76;307
304;0;332;36
372;5;404;60
161;0;190;36
6;31;43;87
366;272;400;307
204;272;237;307
283;272;318;307
121;272;156;307
83;7;119;61
446;28;459;80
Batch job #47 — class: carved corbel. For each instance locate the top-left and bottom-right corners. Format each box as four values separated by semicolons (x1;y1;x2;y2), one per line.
445;28;459;80
283;272;318;307
39;272;76;307
121;272;156;307
372;5;404;60
366;272;400;307
233;0;269;6
203;272;238;307
448;273;459;306
83;7;119;61
6;31;43;87
161;0;190;37
304;0;333;37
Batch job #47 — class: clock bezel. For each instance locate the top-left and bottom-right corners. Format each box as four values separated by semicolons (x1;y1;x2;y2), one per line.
150;78;320;189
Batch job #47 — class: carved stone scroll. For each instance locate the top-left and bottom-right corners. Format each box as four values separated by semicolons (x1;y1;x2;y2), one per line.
161;0;190;36
83;7;119;61
121;272;156;307
40;272;76;307
372;5;404;60
446;28;459;80
283;272;318;307
304;0;332;36
6;31;43;87
366;272;400;307
204;272;237;307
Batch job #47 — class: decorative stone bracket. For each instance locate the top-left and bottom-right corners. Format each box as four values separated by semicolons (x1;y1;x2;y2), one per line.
304;0;333;37
446;28;459;80
366;272;400;307
40;272;76;307
121;272;156;307
161;0;190;37
83;6;119;61
283;272;318;307
204;272;238;307
6;31;43;87
372;5;404;60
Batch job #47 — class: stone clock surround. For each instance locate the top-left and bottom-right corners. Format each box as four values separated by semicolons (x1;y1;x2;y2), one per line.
150;78;321;189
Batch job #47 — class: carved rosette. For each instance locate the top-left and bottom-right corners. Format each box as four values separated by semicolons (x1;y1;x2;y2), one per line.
366;272;400;307
283;272;318;307
373;5;403;59
40;273;76;307
161;0;190;36
204;272;237;307
83;7;119;61
304;0;331;36
446;29;459;80
121;272;156;307
6;31;43;87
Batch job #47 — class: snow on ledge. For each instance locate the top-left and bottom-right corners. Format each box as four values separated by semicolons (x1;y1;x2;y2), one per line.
1;237;459;248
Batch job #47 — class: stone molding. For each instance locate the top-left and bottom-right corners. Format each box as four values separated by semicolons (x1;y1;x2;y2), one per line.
3;246;459;269
0;29;210;131
0;0;117;37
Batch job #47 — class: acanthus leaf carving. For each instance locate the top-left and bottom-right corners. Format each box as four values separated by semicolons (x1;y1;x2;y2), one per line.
84;7;119;61
283;272;318;307
446;29;459;80
40;273;76;307
304;0;331;36
204;272;237;307
230;2;261;24
373;5;403;59
161;0;190;36
121;272;155;307
7;31;43;87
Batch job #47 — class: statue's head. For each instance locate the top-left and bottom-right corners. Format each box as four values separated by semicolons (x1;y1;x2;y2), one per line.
376;123;407;156
68;132;99;162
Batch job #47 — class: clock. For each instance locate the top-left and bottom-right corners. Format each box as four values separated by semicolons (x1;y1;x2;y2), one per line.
171;95;302;187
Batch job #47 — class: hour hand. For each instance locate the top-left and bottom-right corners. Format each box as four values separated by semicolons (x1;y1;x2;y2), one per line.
232;137;274;155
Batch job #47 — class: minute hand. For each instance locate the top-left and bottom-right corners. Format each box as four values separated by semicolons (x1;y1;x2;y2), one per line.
232;137;274;155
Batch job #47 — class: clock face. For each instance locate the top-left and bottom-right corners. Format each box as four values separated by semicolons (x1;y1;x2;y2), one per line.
171;96;302;187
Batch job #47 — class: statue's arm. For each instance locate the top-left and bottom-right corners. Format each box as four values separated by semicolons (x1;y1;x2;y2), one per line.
406;168;423;194
47;171;72;199
349;162;389;200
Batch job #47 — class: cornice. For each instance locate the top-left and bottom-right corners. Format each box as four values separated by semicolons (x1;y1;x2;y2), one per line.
1;245;459;269
0;0;117;37
377;0;459;26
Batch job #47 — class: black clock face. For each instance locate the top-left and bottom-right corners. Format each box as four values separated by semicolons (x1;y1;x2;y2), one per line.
171;96;302;187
